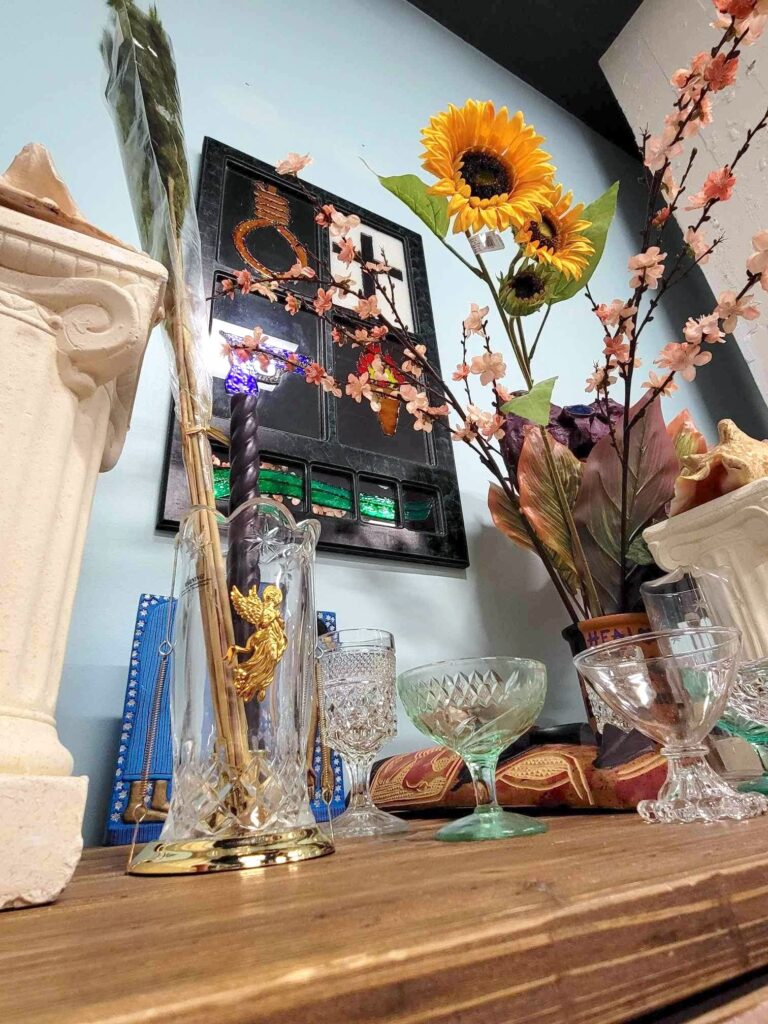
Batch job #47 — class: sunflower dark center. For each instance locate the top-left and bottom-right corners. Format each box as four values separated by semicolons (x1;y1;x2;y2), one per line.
460;149;512;200
513;270;545;300
528;214;559;250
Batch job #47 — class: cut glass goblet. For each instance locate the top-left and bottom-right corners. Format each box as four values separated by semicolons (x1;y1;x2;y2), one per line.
397;657;547;842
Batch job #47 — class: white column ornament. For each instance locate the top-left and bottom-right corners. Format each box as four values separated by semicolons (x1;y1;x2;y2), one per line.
644;479;768;663
0;145;167;909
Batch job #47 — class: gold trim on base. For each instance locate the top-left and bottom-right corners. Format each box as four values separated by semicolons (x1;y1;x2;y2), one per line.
127;826;334;876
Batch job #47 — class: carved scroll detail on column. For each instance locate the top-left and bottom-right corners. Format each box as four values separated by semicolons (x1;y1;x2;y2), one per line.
0;265;141;399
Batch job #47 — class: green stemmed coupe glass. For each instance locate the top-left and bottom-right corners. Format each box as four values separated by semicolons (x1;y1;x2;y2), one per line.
397;657;548;842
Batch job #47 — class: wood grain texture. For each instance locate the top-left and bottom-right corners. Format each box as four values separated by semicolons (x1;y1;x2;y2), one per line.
4;815;768;1024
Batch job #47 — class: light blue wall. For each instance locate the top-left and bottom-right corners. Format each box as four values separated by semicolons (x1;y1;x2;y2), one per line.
1;0;764;845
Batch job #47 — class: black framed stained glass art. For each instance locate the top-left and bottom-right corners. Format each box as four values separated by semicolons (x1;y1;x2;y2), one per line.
157;137;468;568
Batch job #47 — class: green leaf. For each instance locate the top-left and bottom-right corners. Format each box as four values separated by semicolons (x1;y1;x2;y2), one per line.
500;377;557;425
549;181;619;305
377;173;449;239
627;535;656;566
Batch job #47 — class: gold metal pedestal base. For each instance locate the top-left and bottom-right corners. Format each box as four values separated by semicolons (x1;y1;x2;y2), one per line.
128;826;334;875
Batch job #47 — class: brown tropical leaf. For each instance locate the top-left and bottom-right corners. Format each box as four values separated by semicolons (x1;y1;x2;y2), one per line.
666;408;707;461
488;483;533;551
518;426;583;576
573;398;679;613
487;483;580;596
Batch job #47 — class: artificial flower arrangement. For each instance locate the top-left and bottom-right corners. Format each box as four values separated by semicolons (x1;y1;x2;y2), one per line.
220;0;768;629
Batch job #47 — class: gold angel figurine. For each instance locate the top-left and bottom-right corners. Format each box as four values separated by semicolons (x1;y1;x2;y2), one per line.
225;584;288;702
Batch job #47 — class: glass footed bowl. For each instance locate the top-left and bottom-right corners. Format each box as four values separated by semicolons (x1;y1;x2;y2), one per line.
574;627;768;824
397;657;547;842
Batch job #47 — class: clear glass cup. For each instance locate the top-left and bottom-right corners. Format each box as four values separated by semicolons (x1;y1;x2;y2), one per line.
397;657;548;842
574;627;768;823
316;628;408;837
641;565;768;726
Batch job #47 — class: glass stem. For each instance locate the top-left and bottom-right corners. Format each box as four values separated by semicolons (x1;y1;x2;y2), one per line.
467;756;500;814
347;757;375;812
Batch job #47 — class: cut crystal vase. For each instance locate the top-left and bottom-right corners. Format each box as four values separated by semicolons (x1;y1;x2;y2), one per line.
129;499;333;873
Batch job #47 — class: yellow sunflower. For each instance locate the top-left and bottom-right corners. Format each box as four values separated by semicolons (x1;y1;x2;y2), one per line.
515;185;594;281
421;100;554;235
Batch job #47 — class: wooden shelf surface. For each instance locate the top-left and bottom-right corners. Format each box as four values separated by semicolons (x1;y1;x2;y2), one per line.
4;815;768;1023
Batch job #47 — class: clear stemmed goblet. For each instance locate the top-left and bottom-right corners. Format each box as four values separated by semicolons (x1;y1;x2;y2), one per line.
316;628;408;837
397;657;547;842
574;627;768;823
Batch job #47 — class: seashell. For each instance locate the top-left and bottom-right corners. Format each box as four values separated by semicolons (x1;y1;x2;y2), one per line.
670;419;768;516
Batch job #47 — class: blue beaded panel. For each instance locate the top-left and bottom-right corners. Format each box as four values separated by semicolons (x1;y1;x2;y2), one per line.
104;600;344;845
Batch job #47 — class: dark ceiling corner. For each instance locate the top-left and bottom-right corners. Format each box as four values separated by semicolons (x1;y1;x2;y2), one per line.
407;0;643;158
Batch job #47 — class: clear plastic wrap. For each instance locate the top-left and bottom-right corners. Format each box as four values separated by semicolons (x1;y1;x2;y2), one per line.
101;0;211;426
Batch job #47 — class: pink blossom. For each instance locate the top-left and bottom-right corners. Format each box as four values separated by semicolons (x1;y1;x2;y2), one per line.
251;281;278;302
641;371;679;397
464;405;505;439
463;303;489;335
661;166;679;200
596;299;637;328
585;367;617;393
305;362;327;385
364;260;392;274
715;289;760;332
370;325;389;340
313;287;336;315
705;52;739;91
345;372;373;403
320;374;342;398
747;230;768;291
329;210;362;238
667;94;713;139
604;336;631;364
235;269;253;294
401;343;427;377
353;328;370;344
451;420;478;443
644;127;683;172
412;412;434;433
686;166;736;209
655;341;712;381
452;362;470;381
337;238;356;264
479;412;506;440
220;278;235;299
470;351;507;386
628;246;666;289
331;327;343;345
653;206;671;227
315;204;336;228
284;293;300;316
356;295;380;319
242;326;267;351
275;152;312;176
286;262;316;280
713;0;757;17
684;313;725;344
400;385;429;415
685;227;712;265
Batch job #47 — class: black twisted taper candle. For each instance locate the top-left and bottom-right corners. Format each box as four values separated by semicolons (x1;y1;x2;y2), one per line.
226;392;261;642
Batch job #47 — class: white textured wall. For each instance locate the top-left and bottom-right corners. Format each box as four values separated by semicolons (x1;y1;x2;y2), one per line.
602;0;768;393
1;0;764;844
